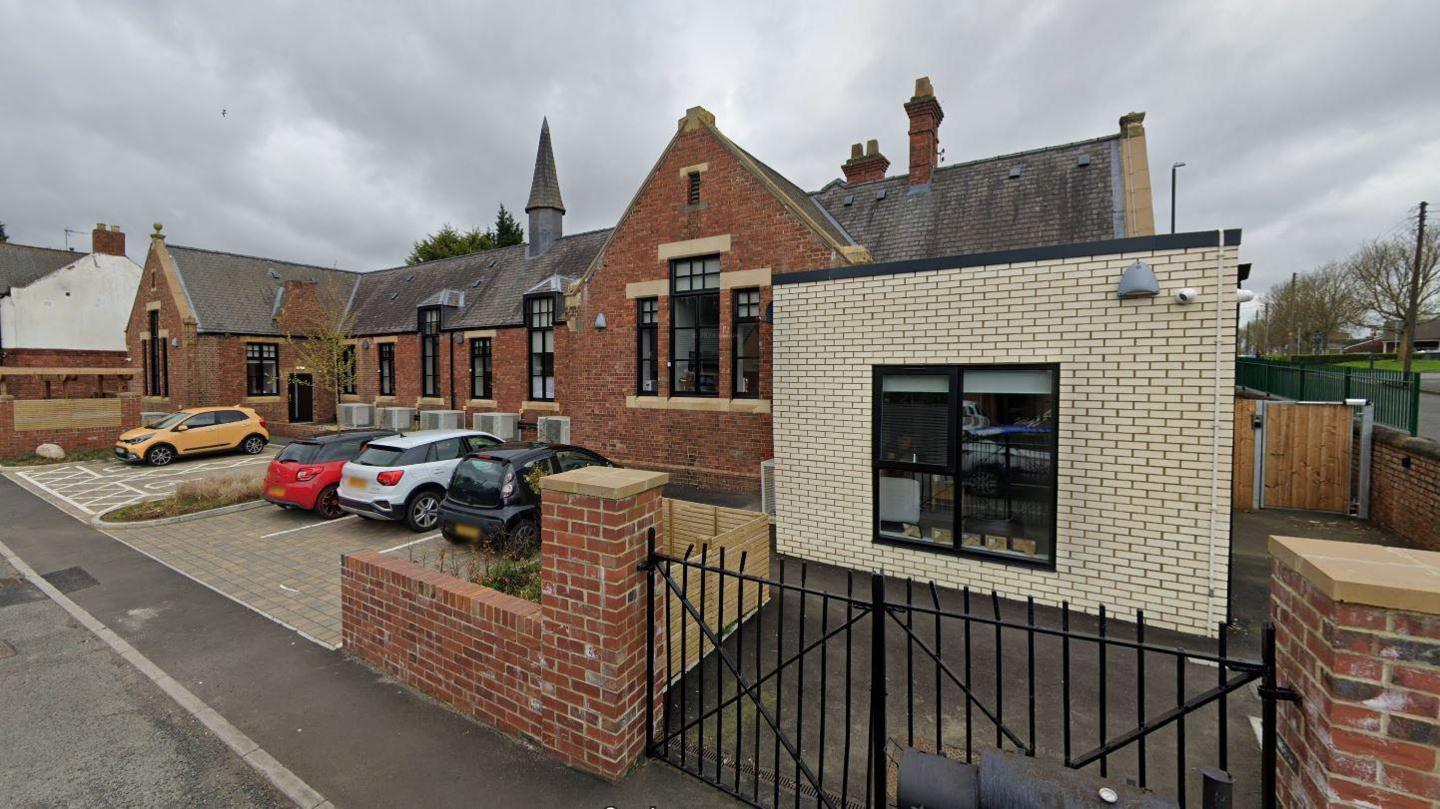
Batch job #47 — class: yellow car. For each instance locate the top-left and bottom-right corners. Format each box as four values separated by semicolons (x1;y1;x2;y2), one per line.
115;406;269;466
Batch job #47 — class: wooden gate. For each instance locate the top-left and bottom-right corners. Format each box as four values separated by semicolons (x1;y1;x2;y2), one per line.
1233;400;1354;513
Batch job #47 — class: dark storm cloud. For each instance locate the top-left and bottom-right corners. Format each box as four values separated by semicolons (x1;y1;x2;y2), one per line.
3;1;1437;318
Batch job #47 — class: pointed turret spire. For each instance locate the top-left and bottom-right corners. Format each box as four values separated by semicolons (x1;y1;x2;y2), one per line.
525;118;566;258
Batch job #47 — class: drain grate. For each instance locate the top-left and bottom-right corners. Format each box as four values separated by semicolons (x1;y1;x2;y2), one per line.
41;566;99;595
0;639;15;660
0;577;45;609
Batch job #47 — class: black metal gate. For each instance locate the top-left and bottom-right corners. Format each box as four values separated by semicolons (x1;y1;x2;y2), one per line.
645;545;1296;808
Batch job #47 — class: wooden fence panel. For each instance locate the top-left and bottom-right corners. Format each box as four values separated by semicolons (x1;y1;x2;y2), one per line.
1233;399;1256;511
1262;403;1352;512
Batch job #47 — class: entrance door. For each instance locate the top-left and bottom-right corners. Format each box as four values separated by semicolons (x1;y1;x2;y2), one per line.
288;374;313;423
1260;402;1353;512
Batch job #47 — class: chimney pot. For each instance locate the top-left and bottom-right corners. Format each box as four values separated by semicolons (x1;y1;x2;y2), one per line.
904;76;945;187
842;139;890;185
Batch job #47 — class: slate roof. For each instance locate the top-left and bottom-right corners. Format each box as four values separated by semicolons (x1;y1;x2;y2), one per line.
166;245;359;335
347;228;610;335
810;134;1123;263
0;243;84;291
525;118;565;213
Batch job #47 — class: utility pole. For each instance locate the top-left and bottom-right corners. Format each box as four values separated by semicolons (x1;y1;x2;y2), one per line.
1290;271;1299;356
1400;201;1429;375
1170;162;1186;234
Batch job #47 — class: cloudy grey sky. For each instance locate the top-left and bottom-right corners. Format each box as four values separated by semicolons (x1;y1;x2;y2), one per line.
3;1;1437;318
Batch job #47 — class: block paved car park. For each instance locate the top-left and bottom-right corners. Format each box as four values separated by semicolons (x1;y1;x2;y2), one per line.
5;450;446;648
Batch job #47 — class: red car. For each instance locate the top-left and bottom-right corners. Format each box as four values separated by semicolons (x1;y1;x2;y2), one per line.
263;429;398;519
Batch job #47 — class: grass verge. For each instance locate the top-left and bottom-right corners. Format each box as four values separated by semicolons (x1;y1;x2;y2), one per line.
1336;358;1440;373
1;449;116;467
101;472;264;522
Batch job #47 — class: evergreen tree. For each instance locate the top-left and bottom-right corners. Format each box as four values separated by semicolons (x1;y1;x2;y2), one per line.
0;221;8;243
405;205;525;265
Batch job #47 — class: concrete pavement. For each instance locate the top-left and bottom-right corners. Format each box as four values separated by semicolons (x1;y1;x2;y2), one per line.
0;475;741;809
0;556;289;808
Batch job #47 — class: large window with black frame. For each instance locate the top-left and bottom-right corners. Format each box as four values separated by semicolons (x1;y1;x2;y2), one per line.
377;343;394;396
670;255;720;396
246;343;279;396
526;295;555;401
874;364;1057;565
636;297;659;395
340;344;356;395
471;336;492;400
733;288;761;398
419;307;441;397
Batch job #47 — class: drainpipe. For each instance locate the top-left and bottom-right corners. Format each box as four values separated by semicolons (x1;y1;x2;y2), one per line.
1207;229;1225;630
447;329;455;410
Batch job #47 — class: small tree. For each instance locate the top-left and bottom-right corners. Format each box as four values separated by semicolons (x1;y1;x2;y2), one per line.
405;205;525;265
277;275;358;425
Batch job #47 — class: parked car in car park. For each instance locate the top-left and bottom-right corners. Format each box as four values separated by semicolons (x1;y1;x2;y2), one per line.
338;429;502;531
263;429;398;519
440;442;616;548
115;406;269;466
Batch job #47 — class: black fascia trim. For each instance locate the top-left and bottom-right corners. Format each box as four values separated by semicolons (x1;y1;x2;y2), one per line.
775;228;1243;287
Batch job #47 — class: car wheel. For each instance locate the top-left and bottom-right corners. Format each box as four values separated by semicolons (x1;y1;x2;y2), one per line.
145;445;175;467
406;491;441;532
315;485;343;519
505;518;540;557
241;434;267;455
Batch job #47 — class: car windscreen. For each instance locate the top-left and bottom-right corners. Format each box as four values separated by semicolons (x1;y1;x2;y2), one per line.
447;458;508;508
353;444;406;467
149;412;189;429
277;442;322;463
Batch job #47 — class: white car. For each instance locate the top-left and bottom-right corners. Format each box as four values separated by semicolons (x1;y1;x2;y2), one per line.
338;429;501;531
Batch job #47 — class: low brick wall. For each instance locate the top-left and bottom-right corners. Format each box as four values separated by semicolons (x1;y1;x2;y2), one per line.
0;393;140;459
1272;536;1440;807
341;552;546;742
1369;427;1440;552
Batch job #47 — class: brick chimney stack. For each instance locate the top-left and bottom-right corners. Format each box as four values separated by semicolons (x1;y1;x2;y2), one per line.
904;76;944;187
91;223;125;256
842;139;890;185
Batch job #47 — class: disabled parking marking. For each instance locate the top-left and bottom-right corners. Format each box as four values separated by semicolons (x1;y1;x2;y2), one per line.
12;450;278;517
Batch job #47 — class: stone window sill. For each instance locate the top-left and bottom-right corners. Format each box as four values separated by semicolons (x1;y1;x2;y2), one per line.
522;401;561;412
625;396;769;414
244;395;282;404
467;399;497;408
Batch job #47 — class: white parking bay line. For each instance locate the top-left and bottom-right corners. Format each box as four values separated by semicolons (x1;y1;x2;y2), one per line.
261;515;357;539
379;533;441;554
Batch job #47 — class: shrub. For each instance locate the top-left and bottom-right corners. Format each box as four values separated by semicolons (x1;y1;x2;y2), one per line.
103;471;263;522
481;556;541;602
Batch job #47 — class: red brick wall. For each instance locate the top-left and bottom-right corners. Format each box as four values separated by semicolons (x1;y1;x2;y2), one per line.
1369;428;1440;552
3;348;130;368
341;551;547;742
124;239;195;411
0;348;134;399
1272;557;1440;807
562;122;844;491
341;468;668;780
0;392;140;458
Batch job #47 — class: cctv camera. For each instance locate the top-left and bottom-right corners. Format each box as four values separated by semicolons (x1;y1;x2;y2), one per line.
1235;289;1256;303
1175;288;1199;305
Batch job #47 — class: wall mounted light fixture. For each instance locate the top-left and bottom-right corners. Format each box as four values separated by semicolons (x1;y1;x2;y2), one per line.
594;313;607;329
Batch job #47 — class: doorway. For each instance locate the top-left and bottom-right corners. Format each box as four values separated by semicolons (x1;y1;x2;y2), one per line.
288;374;314;423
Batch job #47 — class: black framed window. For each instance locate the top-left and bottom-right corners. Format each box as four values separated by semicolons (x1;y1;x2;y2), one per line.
637;298;659;395
874;364;1058;567
733;288;761;398
471;337;492;400
526;296;555;401
246;343;279;396
146;310;167;397
670;255;720;396
340;345;356;395
419;307;441;397
378;343;394;396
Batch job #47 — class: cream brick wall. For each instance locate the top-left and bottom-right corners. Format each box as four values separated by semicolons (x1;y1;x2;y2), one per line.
772;244;1239;636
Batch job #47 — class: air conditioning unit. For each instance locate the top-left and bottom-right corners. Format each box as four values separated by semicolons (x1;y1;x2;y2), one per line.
476;412;519;441
419;409;464;431
337;403;374;428
537;416;570;444
376;407;415;431
760;458;777;518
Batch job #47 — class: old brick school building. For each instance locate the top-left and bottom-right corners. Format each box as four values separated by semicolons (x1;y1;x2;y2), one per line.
126;78;1157;493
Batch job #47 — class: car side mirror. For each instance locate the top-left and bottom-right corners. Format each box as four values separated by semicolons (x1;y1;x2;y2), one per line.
174;425;188;432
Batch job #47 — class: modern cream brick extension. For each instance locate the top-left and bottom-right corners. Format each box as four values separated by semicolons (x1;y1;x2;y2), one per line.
771;232;1241;636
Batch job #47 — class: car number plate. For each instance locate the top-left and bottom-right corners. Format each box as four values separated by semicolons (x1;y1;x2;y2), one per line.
266;485;286;498
452;523;480;540
347;477;367;489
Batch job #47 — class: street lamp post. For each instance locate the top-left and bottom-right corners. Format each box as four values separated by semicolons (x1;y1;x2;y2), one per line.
1171;162;1186;234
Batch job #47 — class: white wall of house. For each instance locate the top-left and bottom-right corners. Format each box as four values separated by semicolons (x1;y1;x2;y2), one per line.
1;253;142;351
772;238;1240;636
